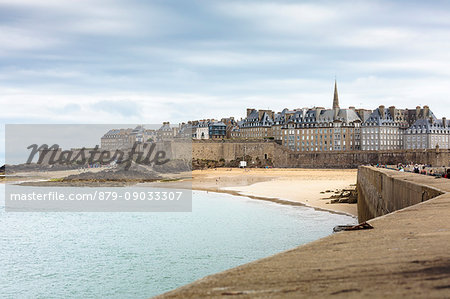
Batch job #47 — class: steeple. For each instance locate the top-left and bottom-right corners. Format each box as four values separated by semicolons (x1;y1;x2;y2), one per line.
333;80;339;109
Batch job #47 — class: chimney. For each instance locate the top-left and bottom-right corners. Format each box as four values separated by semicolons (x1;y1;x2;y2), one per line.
379;105;385;119
315;107;323;119
258;110;264;120
246;108;253;117
349;106;355;110
423;105;430;118
416;106;421;118
389;106;396;119
443;117;447;128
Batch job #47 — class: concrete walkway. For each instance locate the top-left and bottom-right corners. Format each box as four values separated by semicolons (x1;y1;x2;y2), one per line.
156;169;450;298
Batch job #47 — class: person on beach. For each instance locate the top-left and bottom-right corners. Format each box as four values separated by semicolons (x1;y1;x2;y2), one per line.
420;166;427;175
444;169;450;179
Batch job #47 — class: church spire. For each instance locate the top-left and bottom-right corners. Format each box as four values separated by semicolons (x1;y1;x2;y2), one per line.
333;80;339;109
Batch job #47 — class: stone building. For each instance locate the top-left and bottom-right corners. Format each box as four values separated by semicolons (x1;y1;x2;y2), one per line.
101;125;151;149
101;128;134;150
239;109;275;139
282;81;362;152
220;117;237;139
177;122;195;139
157;122;178;141
272;108;296;141
361;106;403;151
230;121;242;139
404;114;450;150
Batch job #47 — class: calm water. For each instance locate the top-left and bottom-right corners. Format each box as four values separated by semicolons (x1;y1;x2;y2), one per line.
0;184;356;298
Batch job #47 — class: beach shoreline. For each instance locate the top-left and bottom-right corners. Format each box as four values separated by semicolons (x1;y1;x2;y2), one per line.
2;167;358;217
145;168;358;217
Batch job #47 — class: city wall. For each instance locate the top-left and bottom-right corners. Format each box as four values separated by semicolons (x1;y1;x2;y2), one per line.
192;140;450;168
34;140;449;168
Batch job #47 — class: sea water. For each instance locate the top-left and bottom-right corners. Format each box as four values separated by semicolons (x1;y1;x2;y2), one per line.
0;184;356;298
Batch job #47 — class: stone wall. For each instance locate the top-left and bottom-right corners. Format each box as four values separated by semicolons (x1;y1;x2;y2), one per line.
192;140;275;164
192;140;450;168
357;166;444;222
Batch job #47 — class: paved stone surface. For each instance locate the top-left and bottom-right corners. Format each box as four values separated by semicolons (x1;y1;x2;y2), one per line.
155;170;450;298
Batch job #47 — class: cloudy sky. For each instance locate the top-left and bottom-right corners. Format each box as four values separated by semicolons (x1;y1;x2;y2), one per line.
2;0;450;164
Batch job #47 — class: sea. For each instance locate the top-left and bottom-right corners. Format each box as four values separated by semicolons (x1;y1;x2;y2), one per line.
0;184;356;298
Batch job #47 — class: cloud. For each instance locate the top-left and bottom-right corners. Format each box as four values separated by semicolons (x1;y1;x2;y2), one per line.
1;0;450;125
90;100;141;117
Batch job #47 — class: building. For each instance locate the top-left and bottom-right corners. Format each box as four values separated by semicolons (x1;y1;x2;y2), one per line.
404;113;450;150
101;128;134;150
272;108;296;141
157;122;177;141
209;121;226;139
282;81;362;152
194;120;209;139
177;122;195;139
221;117;237;139
240;109;275;139
361;106;403;151
101;125;154;149
230;120;242;139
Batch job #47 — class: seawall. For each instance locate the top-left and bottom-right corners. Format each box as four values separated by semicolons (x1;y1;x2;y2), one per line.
156;167;450;298
357;166;444;222
192;140;450;168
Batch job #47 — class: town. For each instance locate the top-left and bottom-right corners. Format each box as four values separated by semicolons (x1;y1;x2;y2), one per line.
101;81;450;152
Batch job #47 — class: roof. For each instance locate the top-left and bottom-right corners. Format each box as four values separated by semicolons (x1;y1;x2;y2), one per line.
363;108;397;126
407;117;450;133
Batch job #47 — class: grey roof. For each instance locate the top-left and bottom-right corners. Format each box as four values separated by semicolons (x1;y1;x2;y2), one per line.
209;121;226;127
407;118;450;133
159;123;172;131
336;109;361;123
242;110;274;127
286;108;361;125
363;108;397;126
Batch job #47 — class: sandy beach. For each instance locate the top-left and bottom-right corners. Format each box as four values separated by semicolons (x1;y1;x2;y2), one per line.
146;168;358;216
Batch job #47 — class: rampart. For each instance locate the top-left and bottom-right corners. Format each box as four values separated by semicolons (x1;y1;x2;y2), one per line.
192;140;450;168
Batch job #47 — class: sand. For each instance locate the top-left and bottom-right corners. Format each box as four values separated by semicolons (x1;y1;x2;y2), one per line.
189;168;358;216
146;168;358;216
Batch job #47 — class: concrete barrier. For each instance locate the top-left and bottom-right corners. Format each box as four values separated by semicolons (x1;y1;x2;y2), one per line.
357;166;445;222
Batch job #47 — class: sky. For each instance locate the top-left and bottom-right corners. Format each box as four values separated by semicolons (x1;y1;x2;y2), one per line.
2;0;450;164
